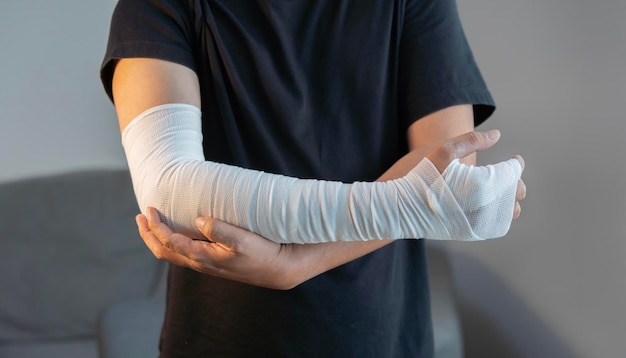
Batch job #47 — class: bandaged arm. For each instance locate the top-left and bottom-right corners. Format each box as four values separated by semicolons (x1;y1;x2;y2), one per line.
122;103;522;244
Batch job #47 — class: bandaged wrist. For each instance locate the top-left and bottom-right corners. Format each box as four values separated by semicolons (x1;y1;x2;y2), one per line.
121;103;522;243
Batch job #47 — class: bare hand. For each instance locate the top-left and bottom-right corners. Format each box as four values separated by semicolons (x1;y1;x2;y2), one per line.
137;207;300;290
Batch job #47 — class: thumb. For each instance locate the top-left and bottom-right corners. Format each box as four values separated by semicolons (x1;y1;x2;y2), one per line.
195;216;238;248
428;129;501;173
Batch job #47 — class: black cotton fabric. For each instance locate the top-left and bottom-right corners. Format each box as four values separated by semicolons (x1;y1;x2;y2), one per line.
101;0;495;357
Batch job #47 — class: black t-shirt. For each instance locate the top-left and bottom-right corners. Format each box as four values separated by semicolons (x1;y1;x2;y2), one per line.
101;0;494;356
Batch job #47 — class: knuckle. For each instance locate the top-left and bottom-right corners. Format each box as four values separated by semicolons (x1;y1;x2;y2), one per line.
163;240;175;251
431;142;456;165
465;132;481;147
230;236;243;252
441;141;458;157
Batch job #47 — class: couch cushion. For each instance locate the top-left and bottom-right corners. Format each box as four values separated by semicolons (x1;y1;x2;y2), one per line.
0;170;163;340
0;338;98;358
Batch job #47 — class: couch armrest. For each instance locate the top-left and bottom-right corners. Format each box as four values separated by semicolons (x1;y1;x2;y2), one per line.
97;297;166;358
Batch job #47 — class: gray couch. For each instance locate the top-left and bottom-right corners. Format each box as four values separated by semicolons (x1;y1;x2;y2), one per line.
0;170;165;358
0;169;462;357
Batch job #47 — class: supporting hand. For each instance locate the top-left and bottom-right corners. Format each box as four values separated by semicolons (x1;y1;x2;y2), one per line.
137;207;299;289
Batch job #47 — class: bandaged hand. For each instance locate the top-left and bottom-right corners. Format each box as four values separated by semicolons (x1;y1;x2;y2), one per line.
122;104;523;244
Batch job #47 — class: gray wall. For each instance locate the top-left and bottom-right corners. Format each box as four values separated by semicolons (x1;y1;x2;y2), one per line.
0;1;123;182
1;1;625;357
453;0;626;357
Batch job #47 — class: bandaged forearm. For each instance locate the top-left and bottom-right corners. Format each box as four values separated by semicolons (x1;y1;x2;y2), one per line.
122;104;522;244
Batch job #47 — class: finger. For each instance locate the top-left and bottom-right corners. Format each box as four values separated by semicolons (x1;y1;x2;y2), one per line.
428;130;501;172
136;214;170;260
145;206;163;225
516;179;527;201
513;154;525;171
195;216;245;251
136;214;198;267
145;207;175;245
136;213;150;236
144;207;204;258
145;207;181;243
513;202;521;220
450;129;501;158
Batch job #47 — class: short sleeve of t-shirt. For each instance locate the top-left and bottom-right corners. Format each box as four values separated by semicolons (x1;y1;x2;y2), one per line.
100;0;197;103
399;0;494;127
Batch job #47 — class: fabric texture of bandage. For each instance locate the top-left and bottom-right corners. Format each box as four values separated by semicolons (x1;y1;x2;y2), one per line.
121;104;522;244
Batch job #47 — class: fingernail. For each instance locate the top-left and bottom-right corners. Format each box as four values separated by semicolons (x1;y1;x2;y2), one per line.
487;129;500;140
195;217;207;229
146;208;153;222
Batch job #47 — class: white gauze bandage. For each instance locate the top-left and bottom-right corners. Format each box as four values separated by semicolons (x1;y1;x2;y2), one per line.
122;104;522;244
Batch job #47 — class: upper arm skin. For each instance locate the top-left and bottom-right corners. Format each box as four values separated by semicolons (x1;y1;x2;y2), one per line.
112;58;201;132
377;104;475;182
407;104;476;165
